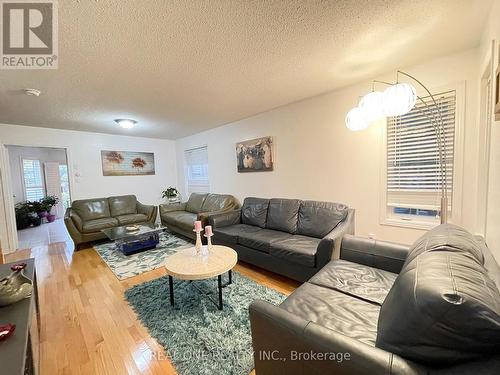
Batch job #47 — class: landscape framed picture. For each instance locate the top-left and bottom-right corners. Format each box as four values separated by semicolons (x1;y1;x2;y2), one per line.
236;136;274;172
101;150;155;176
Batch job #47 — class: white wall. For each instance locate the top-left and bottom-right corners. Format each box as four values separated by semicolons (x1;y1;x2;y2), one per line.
0;124;177;205
176;48;481;245
7;146;68;204
481;0;500;262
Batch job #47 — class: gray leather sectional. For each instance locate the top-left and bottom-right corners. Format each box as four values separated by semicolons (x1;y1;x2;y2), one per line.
209;197;355;282
249;224;500;374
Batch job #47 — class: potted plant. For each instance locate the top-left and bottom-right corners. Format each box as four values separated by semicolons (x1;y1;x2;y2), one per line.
14;202;41;229
31;200;47;218
41;195;59;223
161;187;180;203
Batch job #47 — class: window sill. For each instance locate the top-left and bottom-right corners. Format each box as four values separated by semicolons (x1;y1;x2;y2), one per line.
380;218;440;231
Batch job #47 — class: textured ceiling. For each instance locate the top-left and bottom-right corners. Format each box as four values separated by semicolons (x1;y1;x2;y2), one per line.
0;0;492;139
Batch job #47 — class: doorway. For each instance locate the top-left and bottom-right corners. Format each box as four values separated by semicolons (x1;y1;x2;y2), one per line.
5;145;72;249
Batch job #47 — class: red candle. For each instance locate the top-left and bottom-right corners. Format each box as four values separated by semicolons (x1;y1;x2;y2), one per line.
205;225;213;236
194;220;202;232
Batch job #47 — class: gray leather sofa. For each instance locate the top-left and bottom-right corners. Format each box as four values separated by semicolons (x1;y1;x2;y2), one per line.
64;195;157;248
250;224;500;374
209;197;355;282
159;193;239;240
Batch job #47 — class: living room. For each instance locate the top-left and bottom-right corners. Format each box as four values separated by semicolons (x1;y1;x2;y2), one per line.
0;1;499;374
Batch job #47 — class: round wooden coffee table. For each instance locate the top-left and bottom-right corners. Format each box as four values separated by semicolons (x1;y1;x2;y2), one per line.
164;245;237;310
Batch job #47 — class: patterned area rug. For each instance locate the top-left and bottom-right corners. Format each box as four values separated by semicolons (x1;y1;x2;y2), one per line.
94;231;192;280
125;272;286;375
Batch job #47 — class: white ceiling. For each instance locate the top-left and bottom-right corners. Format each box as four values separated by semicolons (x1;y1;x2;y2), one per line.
0;0;492;139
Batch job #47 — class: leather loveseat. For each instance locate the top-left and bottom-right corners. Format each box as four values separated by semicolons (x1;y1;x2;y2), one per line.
159;193;239;240
209;197;355;282
64;195;157;248
249;224;500;375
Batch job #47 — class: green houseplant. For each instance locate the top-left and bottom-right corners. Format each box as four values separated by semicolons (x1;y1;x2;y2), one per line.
41;195;59;222
15;202;41;229
161;187;180;202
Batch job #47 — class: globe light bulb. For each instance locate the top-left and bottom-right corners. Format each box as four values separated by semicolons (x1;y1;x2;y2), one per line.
382;83;417;117
345;107;369;131
359;91;385;122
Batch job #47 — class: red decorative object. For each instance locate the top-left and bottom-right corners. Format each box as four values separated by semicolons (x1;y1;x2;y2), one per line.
10;263;27;272
0;324;16;342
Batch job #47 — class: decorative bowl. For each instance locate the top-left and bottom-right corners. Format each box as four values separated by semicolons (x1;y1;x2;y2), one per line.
126;225;139;232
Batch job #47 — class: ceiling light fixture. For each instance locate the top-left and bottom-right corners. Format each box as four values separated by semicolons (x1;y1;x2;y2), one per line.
24;88;41;96
114;119;137;129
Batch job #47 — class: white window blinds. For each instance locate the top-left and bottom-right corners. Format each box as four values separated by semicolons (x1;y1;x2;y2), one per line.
387;90;456;210
23;159;45;201
184;146;209;195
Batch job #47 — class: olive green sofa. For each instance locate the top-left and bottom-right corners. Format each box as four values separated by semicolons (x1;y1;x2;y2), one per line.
159;193;239;240
64;195;157;248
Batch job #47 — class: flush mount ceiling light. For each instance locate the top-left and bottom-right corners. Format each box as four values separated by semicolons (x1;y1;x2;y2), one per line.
24;88;41;96
114;119;137;129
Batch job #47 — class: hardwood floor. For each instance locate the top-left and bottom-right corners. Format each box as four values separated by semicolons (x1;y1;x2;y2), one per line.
6;241;300;375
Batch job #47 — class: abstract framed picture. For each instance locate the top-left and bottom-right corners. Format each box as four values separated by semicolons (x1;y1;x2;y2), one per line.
236;136;273;173
101;150;155;176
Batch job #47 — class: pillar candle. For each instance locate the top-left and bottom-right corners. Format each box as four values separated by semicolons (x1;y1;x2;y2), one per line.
205;225;213;236
194;220;202;232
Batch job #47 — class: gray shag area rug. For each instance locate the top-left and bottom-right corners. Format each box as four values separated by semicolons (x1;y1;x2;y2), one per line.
125;272;286;375
94;231;192;280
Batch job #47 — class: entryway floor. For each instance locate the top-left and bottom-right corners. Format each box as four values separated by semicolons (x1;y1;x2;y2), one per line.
17;218;73;250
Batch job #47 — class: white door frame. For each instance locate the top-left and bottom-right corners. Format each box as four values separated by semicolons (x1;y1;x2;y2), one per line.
0;142;75;253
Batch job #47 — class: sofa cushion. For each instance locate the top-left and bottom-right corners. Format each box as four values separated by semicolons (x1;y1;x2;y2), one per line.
238;229;291;253
116;213;148;225
309;260;397;305
297;201;348;238
269;235;320;267
280;282;380;346
376;250;500;365
241;197;269;228
266;198;301;233
213;224;261;244
72;198;110;221
82;217;118;233
404;223;484;269
108;195;137;217
162;211;197;231
185;193;207;213
201;193;233;212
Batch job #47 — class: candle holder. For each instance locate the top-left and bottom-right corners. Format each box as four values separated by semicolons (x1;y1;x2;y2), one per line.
204;232;214;253
194;228;203;255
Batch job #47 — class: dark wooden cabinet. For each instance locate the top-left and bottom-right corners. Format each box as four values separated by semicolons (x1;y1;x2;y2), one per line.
0;259;39;375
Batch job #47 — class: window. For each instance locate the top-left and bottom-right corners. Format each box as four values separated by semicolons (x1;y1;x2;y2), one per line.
385;90;456;225
22;159;45;201
184;146;209;195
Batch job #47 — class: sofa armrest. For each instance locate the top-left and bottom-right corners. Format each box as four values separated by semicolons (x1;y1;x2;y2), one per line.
208;210;241;228
340;234;410;274
64;208;84;246
316;209;355;267
64;207;83;231
198;208;239;224
137;201;157;223
159;202;187;216
249;300;426;375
